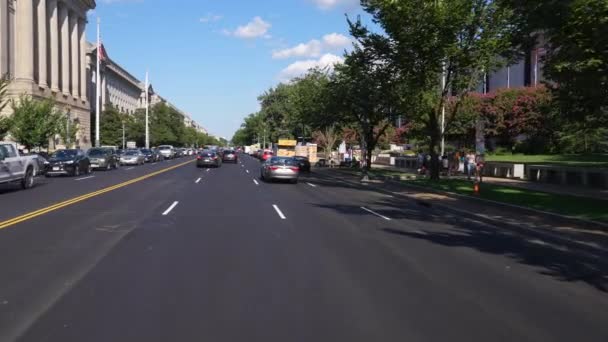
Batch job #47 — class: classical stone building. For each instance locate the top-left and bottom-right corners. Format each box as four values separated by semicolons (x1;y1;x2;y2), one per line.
1;0;96;147
87;42;145;115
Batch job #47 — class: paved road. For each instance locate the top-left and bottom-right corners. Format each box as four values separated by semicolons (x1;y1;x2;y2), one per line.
1;154;607;341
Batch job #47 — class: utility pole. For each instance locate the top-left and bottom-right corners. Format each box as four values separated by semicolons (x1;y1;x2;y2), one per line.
122;120;126;150
145;71;149;149
95;17;101;147
440;62;446;157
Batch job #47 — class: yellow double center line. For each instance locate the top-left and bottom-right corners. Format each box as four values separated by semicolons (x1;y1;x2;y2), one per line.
0;159;194;230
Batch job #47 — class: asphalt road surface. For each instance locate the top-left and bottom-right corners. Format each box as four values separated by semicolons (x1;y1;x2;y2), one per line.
1;154;607;342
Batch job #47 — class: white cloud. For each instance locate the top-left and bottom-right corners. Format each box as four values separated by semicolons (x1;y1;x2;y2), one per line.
199;13;223;23
225;17;271;39
272;33;351;59
278;53;344;81
311;0;359;10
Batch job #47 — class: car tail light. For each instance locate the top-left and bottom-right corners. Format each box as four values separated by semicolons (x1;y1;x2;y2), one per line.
290;167;300;171
213;156;218;160
197;156;202;160
269;166;279;170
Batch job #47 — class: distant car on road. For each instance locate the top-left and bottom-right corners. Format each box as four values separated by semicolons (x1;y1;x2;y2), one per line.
196;150;222;168
222;149;238;163
261;150;273;162
87;147;119;170
260;156;300;183
120;150;145;166
0;141;41;189
293;156;311;172
46;149;91;177
158;145;175;159
140;148;159;163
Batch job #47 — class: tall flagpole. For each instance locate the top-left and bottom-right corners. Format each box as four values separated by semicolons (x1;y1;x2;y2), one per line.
145;70;149;149
95;17;101;147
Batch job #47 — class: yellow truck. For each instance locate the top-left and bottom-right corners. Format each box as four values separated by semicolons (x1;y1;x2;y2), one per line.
276;139;297;157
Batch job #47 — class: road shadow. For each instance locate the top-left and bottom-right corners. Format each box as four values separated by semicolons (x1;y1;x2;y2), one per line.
306;175;608;292
382;224;608;292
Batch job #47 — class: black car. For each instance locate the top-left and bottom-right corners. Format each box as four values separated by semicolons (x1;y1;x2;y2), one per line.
174;148;184;158
45;149;91;177
196;150;222;168
140;148;158;163
87;148;119;170
293;156;311;172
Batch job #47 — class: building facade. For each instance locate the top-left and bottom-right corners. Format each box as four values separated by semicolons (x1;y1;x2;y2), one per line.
1;0;96;147
87;42;144;116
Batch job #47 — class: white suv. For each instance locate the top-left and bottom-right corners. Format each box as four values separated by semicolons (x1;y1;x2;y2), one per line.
157;145;175;159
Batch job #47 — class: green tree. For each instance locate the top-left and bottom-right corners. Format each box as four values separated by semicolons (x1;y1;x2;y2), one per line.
9;96;64;150
57;114;80;149
359;0;521;179
0;75;11;140
149;103;186;146
99;107;126;147
329;42;400;178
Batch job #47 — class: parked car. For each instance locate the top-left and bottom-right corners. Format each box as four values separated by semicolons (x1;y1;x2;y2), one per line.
87;147;119;170
157;145;175;159
46;149;91;177
222;149;238;163
120;150;145;165
174;148;184;158
260;156;300;183
293;156;311;172
196;150;222;168
0;142;41;189
140;148;159;163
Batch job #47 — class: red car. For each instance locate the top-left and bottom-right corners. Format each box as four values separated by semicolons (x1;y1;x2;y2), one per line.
261;151;273;161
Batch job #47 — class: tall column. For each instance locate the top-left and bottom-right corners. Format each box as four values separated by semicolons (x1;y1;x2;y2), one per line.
0;0;8;76
79;18;86;101
15;0;35;82
59;3;69;95
37;0;48;87
69;11;79;98
48;0;59;92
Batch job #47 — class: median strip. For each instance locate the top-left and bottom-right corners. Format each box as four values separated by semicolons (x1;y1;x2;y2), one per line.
0;159;194;230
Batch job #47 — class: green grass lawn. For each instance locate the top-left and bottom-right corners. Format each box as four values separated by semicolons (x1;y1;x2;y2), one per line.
409;178;608;222
335;168;608;222
484;154;608;168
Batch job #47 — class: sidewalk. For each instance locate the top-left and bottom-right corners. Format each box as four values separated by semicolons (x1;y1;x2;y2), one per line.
371;164;608;201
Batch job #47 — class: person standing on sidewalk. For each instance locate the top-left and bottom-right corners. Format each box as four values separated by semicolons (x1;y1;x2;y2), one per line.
466;152;476;180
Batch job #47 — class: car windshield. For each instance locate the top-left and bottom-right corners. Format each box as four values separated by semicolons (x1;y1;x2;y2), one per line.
52;150;77;158
159;146;171;150
124;151;139;156
87;149;106;156
141;149;151;153
199;152;215;157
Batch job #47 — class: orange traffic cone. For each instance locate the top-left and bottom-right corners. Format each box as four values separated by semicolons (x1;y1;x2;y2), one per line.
473;181;480;195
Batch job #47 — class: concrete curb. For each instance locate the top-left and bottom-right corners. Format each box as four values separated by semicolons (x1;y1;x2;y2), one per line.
317;169;608;230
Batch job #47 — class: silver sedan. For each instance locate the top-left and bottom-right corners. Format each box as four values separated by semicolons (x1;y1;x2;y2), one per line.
260;156;300;183
120;150;145;166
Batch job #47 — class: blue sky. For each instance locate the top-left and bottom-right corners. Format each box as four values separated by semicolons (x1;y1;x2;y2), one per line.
86;0;371;139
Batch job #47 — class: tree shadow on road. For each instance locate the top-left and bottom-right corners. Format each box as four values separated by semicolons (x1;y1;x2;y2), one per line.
310;185;608;292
